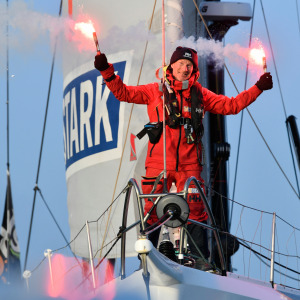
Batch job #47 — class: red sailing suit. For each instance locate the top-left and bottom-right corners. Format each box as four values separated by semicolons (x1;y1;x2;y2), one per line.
100;64;262;225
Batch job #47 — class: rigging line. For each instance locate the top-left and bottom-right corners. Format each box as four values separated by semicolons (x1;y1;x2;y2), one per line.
285;229;295;283
182;227;219;271
238;239;300;280
71;237;120;294
297;0;300;37
51;186;126;255
193;0;300;200
293;229;300;283
213;185;300;231
221;228;300;262
277;215;300;232
36;187;84;270
46;185;127;256
247;210;263;278
235;232;300;260
246;106;300;199
36;187;69;246
23;0;63;272
5;0;11;271
206;182;300;231
229;0;257;230
260;0;287;118
6;0;9;168
206;182;273;215
30;257;47;274
98;0;158;260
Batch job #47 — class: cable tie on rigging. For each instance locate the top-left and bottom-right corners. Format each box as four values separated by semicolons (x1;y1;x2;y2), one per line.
117;226;126;238
122;182;133;193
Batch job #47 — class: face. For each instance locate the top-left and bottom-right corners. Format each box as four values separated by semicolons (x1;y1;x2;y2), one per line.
171;59;194;81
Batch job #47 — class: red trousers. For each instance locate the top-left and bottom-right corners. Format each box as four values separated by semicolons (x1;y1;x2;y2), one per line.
142;167;208;225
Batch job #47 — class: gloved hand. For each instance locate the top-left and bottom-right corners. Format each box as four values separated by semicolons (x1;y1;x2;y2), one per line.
255;72;273;91
94;53;109;71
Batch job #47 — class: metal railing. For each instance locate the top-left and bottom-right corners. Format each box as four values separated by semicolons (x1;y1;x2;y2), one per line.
120;176;227;278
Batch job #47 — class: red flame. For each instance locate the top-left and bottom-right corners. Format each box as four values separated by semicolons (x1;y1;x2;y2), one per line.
44;254;116;300
249;47;266;66
74;20;95;39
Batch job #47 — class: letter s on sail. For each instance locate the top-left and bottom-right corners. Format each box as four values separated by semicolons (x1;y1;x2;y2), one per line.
63;51;133;179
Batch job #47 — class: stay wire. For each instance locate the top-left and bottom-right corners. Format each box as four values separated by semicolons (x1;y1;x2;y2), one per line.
5;0;11;269
193;0;300;201
35;187;85;271
205;182;300;232
52;185;126;254
297;0;300;38
229;0;257;230
237;237;300;279
261;0;300;197
6;0;9;169
23;0;63;272
98;0;157;260
28;185;126;275
71;236;120;294
260;0;287;119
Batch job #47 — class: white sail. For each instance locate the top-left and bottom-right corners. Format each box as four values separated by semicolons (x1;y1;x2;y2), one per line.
62;0;164;259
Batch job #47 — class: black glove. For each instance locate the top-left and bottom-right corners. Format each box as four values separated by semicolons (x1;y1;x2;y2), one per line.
94;53;109;71
255;72;273;91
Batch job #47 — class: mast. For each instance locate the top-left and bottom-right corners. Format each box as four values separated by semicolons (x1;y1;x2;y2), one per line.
192;0;251;270
164;0;184;191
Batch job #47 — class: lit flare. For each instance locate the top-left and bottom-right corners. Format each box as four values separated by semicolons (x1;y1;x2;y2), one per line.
74;20;101;54
93;32;101;55
249;47;267;72
74;20;95;39
262;56;267;72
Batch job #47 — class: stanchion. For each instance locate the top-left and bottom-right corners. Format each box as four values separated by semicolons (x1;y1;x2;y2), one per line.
86;220;96;289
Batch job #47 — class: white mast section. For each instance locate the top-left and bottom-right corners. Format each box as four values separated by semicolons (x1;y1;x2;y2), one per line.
166;0;184;45
162;0;184;191
162;0;167;191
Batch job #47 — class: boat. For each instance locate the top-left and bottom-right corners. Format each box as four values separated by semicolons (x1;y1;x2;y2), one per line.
1;0;300;299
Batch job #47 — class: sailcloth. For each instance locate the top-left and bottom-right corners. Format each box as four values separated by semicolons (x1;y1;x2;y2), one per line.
0;171;21;285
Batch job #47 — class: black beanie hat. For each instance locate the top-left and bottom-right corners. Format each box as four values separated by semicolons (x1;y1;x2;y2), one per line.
170;46;198;71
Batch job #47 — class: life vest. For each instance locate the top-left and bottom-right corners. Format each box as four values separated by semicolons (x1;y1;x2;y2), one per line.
137;80;205;165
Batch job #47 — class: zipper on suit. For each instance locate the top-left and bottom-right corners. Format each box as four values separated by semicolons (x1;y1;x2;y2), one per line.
176;91;183;171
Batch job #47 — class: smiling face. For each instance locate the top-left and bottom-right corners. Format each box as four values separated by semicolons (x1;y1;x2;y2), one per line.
171;59;194;82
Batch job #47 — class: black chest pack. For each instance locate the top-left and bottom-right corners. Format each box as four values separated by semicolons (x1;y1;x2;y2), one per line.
136;82;205;164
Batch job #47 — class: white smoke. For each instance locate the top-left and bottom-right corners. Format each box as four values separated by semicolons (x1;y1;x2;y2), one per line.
0;1;95;58
0;0;256;76
175;36;252;70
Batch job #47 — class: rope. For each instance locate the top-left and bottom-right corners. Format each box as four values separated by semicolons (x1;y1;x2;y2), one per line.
238;238;300;279
6;0;9;168
35;187;84;271
230;0;257;230
192;0;300;201
260;0;288;119
23;0;63;271
297;0;300;38
205;182;300;232
5;0;11;270
98;0;158;260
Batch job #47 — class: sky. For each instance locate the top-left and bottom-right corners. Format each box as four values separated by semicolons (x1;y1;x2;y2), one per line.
0;0;300;295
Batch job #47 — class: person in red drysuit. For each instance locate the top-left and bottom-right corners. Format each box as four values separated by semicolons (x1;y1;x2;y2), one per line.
94;47;273;267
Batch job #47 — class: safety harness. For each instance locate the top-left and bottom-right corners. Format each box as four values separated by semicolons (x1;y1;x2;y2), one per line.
137;80;205;166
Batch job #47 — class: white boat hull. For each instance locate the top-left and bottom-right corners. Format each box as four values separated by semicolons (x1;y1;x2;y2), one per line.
94;245;299;300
